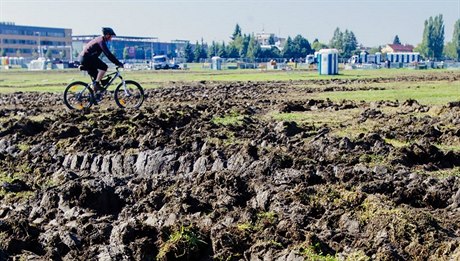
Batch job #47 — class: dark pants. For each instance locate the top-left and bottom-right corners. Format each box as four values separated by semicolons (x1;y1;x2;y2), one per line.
79;56;108;80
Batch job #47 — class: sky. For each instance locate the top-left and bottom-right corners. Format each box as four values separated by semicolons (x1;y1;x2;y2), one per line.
0;0;459;47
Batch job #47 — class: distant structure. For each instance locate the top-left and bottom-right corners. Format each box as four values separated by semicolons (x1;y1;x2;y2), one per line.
382;43;419;65
72;35;190;60
255;31;285;50
0;22;72;59
381;44;414;53
318;49;339;75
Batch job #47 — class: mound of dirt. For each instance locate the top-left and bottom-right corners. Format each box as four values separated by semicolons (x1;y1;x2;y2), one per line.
0;77;459;260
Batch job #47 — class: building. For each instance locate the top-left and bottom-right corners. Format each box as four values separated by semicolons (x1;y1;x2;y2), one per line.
255;32;285;50
381;44;414;53
72;35;157;61
73;36;190;61
0;22;72;59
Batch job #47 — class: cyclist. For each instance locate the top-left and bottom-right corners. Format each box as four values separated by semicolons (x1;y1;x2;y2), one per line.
79;27;124;95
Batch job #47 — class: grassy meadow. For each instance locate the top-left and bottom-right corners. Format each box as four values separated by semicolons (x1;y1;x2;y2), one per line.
0;67;458;105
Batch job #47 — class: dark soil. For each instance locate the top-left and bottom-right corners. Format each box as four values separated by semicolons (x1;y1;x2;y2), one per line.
0;74;459;260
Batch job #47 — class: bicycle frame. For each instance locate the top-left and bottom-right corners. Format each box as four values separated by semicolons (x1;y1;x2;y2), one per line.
100;68;123;91
82;67;126;93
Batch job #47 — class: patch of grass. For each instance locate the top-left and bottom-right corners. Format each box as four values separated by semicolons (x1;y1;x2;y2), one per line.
211;111;244;126
268;240;283;248
315;80;459;106
0;163;34;199
206;131;245;147
268;108;359;128
235;211;279;233
418;167;460;178
385;138;409;148
358;153;388;165
332;119;376;139
1;68;455;93
157;225;206;260
110;123;136;138
305;186;363;209
256;211;277;226
344;250;371;261
359;196;404;224
298;242;338;261
0;171;17;184
236;223;253;232
17;143;30;152
436;144;460;153
357;194;441;258
0;190;34;200
0;231;8;248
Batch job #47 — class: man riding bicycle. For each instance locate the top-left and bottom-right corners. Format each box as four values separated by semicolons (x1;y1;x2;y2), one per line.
79;27;124;94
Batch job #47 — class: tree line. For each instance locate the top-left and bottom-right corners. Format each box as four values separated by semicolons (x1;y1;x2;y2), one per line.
181;24;316;63
180;16;460;62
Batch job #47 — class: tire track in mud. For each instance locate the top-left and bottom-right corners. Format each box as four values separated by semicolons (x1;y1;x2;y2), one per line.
0;75;459;260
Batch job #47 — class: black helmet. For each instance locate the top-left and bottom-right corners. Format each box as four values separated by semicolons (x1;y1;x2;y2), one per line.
102;27;116;36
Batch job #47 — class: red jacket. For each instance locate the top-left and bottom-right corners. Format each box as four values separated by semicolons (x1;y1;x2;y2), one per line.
80;36;122;66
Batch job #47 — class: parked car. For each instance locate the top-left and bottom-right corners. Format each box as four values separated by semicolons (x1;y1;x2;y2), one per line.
151;55;179;70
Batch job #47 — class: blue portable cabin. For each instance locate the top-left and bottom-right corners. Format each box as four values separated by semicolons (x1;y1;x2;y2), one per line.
374;52;382;64
386;52;420;63
359;51;368;64
318;49;339;75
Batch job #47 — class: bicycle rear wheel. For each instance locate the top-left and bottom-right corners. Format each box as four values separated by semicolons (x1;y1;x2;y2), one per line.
114;80;144;109
63;81;94;110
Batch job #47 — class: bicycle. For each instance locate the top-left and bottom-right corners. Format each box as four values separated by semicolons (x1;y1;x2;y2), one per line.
63;66;145;110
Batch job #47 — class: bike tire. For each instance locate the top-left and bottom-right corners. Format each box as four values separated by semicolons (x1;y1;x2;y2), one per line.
63;81;94;110
114;80;145;109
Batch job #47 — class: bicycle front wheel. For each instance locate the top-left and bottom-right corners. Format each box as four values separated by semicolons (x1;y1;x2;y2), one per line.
63;81;94;110
114;80;145;109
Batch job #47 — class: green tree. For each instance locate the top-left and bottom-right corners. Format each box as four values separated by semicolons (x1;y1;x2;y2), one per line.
0;49;5;56
421;14;445;59
453;19;460;60
200;39;207;60
217;42;227;57
231;23;242;41
208;41;218;58
329;27;343;50
239;34;250;58
268;35;276;45
226;44;239;58
258;46;280;59
311;39;328;52
230;34;243;57
193;41;202;62
393;35;401;45
342;30;358;58
16;49;22;57
292;34;313;58
246;34;261;59
183;42;194;62
444;42;456;59
282;36;295;58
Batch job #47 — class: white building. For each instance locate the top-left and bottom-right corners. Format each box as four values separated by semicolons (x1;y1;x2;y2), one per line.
255;32;285;50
